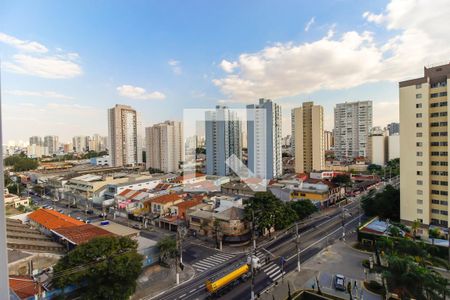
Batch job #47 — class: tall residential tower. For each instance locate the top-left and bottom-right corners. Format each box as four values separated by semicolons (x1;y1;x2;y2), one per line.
400;63;450;232
291;102;324;173
145;121;184;173
205;106;242;176
107;104;142;167
333;101;373;160
247;98;282;179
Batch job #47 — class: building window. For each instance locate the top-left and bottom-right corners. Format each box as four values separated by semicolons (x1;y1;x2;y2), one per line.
432;199;440;204
440;122;448;126
431;152;440;156
417;161;423;166
440;92;448;97
431;142;439;146
416;123;423;127
432;161;440;166
417;171;423;175
431;103;439;108
440;132;448;136
416;113;422;118
431;122;439;127
440;112;448;117
431;93;439;98
432;180;439;185
416;84;422;89
440;101;448;107
417;209;423;214
440;142;448;146
432;190;440;195
441;210;448;216
417;180;423;185
417;142;423;147
441;220;448;227
417;199;423;205
431;132;439;136
431;112;439;117
416;103;422;108
417;151;423;157
440;152;448;156
416;94;422;99
432;209;440;214
417;190;423;195
441;161;448;166
441;191;448;196
441;200;448;205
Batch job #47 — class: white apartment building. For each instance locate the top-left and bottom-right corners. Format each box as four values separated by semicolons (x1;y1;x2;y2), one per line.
388;134;400;161
247;98;283;179
367;127;387;166
29;136;42;146
400;63;450;232
108;104;143;167
44;135;59;155
334;101;373;160
72;135;89;153
324;130;334;151
205;106;242;176
145;121;184;173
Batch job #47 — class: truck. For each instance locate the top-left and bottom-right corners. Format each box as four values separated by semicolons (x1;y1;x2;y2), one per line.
205;256;261;297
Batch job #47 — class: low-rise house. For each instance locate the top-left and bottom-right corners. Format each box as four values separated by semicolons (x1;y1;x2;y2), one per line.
4;191;30;209
158;197;204;231
91;220;140;239
103;177;163;200
144;193;184;216
28;209;84;236
174;173;206;185
115;189;152;213
9;275;42;300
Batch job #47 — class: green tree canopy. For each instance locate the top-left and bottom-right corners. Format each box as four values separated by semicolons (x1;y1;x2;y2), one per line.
362;185;400;221
52;236;143;300
4;153;39;171
331;174;351;186
289;200;318;220
157;236;178;264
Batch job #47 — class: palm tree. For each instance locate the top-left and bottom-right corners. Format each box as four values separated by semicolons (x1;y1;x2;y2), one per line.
411;219;421;240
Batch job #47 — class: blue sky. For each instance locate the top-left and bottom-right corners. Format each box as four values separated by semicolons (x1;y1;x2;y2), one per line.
1;0;448;143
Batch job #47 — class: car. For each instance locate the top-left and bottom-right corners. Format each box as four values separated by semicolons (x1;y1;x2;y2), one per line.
86;209;94;215
85;219;91;224
57;209;64;213
76;216;82;220
132;224;143;230
334;274;346;291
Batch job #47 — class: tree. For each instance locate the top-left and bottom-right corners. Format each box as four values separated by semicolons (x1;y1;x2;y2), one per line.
157;236;178;264
4;153;39;172
289;200;318;220
362;185;400;221
245;192;296;236
52;236;143;300
331;174;351;187
367;164;382;174
411;219;421;240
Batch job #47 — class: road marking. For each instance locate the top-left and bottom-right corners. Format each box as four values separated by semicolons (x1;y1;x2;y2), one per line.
262;264;278;273
266;268;281;277
193;260;216;268
189;289;196;293
198;284;204;288
179;293;186;299
271;272;285;282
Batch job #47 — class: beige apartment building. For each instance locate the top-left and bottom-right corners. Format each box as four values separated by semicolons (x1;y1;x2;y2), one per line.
400;63;450;233
292;102;324;173
145;121;184;173
108;104;143;167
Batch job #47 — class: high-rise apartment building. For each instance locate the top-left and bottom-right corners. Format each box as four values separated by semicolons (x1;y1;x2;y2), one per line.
247;98;282;179
72;136;88;153
388;134;400;161
89;134;106;152
324;130;334;151
205;106;242;176
145;121;184;173
387;122;400;136
107;104;142;167
291;102;324;173
44;135;59;155
334;101;373;160
29;136;42;146
400;63;450;231
367;127;387;166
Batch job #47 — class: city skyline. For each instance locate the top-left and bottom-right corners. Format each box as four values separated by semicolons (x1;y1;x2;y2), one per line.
2;0;448;142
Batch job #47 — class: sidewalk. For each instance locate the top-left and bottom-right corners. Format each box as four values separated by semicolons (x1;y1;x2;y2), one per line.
132;263;195;300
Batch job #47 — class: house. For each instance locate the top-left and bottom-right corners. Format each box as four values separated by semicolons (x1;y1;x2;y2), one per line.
158;197;204;231
4;192;30;209
144;193;184;216
52;224;113;250
91;220;140;239
28;209;84;236
174;173;206;185
114;189;152;212
187;205;250;243
9;276;42;300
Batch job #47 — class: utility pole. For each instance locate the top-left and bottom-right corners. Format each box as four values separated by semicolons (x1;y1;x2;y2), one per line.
176;227;180;285
296;223;301;272
358;196;362;227
341;208;346;241
250;209;256;300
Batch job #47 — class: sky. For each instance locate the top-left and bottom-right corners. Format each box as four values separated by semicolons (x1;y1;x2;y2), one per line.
1;0;449;144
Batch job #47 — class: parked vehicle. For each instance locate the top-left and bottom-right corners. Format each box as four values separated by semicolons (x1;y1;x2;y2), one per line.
86;209;94;215
334;274;346;291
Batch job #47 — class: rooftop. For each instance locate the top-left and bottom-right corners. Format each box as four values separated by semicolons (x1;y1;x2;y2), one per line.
28;209;84;230
149;193;183;204
92;220;139;237
52;224;113;245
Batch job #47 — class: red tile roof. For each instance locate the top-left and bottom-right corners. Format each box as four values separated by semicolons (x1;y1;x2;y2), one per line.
150;193;183;204
9;276;39;299
52;224;113;245
174;198;202;209
28;209;84;230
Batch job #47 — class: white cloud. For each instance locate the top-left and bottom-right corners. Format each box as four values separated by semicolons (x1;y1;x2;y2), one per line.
5;90;74;100
304;17;315;32
0;32;48;53
219;60;239;73
214;0;450;103
168;59;182;75
1;32;82;79
3;53;82;79
117;85;166;100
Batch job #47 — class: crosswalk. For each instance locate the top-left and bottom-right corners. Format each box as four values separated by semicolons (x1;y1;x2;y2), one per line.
257;250;285;282
192;252;236;273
